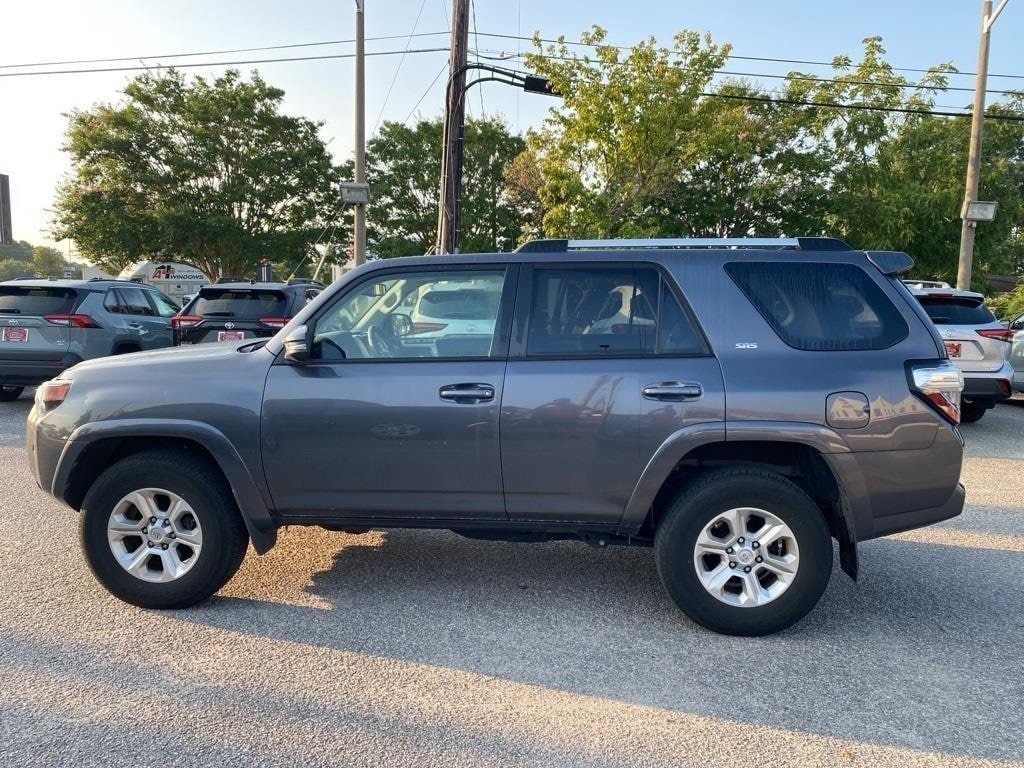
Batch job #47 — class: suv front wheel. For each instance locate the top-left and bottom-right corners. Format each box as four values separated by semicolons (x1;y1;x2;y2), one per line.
80;448;249;609
655;468;833;636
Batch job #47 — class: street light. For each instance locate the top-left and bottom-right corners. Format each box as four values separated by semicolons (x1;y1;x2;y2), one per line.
435;63;558;255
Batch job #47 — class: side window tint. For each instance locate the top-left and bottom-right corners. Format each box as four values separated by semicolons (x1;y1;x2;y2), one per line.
103;289;124;314
312;269;507;360
117;286;157;316
658;281;705;354
725;262;909;351
527;267;705;357
149;291;180;317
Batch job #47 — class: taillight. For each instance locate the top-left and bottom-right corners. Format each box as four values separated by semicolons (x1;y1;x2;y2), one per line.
909;361;964;425
44;313;100;328
258;316;290;328
171;315;203;328
410;322;448;334
976;328;1015;343
35;379;71;412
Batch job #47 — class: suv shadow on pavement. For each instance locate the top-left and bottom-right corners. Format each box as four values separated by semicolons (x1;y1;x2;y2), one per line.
172;527;1023;764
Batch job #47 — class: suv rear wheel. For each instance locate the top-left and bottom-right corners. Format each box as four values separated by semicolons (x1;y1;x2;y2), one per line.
80;448;248;609
655;468;832;636
960;401;989;423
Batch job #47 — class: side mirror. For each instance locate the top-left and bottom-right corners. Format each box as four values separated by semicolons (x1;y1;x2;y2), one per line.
283;325;310;364
389;312;412;338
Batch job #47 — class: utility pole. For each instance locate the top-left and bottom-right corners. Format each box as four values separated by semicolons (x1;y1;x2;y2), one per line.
956;0;1009;289
436;0;470;254
353;0;367;265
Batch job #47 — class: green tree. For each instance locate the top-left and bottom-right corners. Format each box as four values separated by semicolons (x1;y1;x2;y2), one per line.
785;37;1024;285
0;240;33;262
54;69;348;280
340;117;525;258
522;27;825;239
0;259;32;281
29;246;68;278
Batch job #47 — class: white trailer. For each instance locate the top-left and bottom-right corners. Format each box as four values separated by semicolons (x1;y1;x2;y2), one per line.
117;261;210;306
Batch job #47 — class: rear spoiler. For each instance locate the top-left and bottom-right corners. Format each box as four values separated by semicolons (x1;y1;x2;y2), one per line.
865;251;914;276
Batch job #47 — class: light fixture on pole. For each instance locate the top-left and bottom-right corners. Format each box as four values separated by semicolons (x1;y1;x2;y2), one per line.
956;0;1010;289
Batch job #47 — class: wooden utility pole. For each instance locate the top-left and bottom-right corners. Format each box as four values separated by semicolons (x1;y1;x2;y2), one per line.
353;0;367;265
436;0;470;254
956;0;1009;289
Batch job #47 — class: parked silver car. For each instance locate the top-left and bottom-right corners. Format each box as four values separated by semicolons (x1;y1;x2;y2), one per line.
912;288;1013;422
1008;311;1024;393
0;278;179;401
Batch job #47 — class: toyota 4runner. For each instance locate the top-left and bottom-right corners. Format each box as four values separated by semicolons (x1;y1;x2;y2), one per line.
26;237;966;636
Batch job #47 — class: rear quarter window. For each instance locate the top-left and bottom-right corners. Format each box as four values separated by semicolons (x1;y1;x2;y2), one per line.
917;297;996;326
725;262;909;351
0;287;77;316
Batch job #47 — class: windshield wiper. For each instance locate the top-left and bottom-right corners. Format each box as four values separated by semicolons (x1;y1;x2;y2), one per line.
203;312;236;317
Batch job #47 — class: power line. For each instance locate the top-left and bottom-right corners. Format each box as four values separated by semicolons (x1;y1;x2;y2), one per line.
460;58;1024;123
373;0;429;132
0;47;450;79
0;32;450;71
476;48;1023;97
403;61;448;123
473;30;1024;83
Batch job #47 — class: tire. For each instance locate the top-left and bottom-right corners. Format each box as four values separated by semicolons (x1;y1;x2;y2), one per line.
113;345;141;355
0;386;24;402
960;401;988;423
80;448;249;609
654;467;833;636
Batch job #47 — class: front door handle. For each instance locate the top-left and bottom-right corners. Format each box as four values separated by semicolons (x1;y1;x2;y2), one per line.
642;381;703;401
439;383;495;403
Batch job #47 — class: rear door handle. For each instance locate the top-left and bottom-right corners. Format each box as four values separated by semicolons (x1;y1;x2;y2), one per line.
439;383;495;403
642;382;703;401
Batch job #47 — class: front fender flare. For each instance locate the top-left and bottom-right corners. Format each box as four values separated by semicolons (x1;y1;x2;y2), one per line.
53;418;277;554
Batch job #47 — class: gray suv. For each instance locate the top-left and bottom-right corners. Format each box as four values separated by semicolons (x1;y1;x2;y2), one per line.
0;278;179;400
26;238;966;636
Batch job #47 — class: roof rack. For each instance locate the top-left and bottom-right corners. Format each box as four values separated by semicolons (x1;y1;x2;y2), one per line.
514;237;853;253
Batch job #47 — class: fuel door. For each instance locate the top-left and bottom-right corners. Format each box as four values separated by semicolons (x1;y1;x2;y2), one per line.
826;391;870;429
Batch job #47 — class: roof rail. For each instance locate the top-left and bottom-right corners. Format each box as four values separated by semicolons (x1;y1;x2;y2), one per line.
514;237;853;253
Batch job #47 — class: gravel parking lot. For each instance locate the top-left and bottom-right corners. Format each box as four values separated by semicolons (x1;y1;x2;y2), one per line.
0;392;1022;767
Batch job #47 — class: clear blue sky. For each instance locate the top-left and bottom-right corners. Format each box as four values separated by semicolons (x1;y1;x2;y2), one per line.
1;0;1021;249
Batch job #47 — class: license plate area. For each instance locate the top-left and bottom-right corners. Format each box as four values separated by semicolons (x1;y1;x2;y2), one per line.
218;330;245;342
1;327;29;343
944;341;962;358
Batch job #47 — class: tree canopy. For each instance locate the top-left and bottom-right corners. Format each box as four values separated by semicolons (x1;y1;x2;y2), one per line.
54;69;347;280
520;28;1024;288
340;117;525;258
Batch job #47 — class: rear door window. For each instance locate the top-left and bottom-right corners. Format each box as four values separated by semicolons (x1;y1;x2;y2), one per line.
526;266;706;357
0;287;77;316
917;297;996;325
725;262;909;351
115;286;157;316
193;290;288;320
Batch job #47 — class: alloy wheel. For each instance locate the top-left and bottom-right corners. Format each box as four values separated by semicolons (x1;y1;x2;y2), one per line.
693;507;800;607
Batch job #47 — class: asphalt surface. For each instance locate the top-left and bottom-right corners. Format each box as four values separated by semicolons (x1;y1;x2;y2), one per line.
1;392;1022;767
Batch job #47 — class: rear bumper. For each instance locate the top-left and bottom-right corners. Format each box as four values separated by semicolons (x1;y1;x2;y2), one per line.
0;354;82;386
962;362;1013;402
870;482;965;538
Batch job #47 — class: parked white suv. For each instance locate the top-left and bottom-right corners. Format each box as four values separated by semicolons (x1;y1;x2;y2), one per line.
912;288;1013;422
